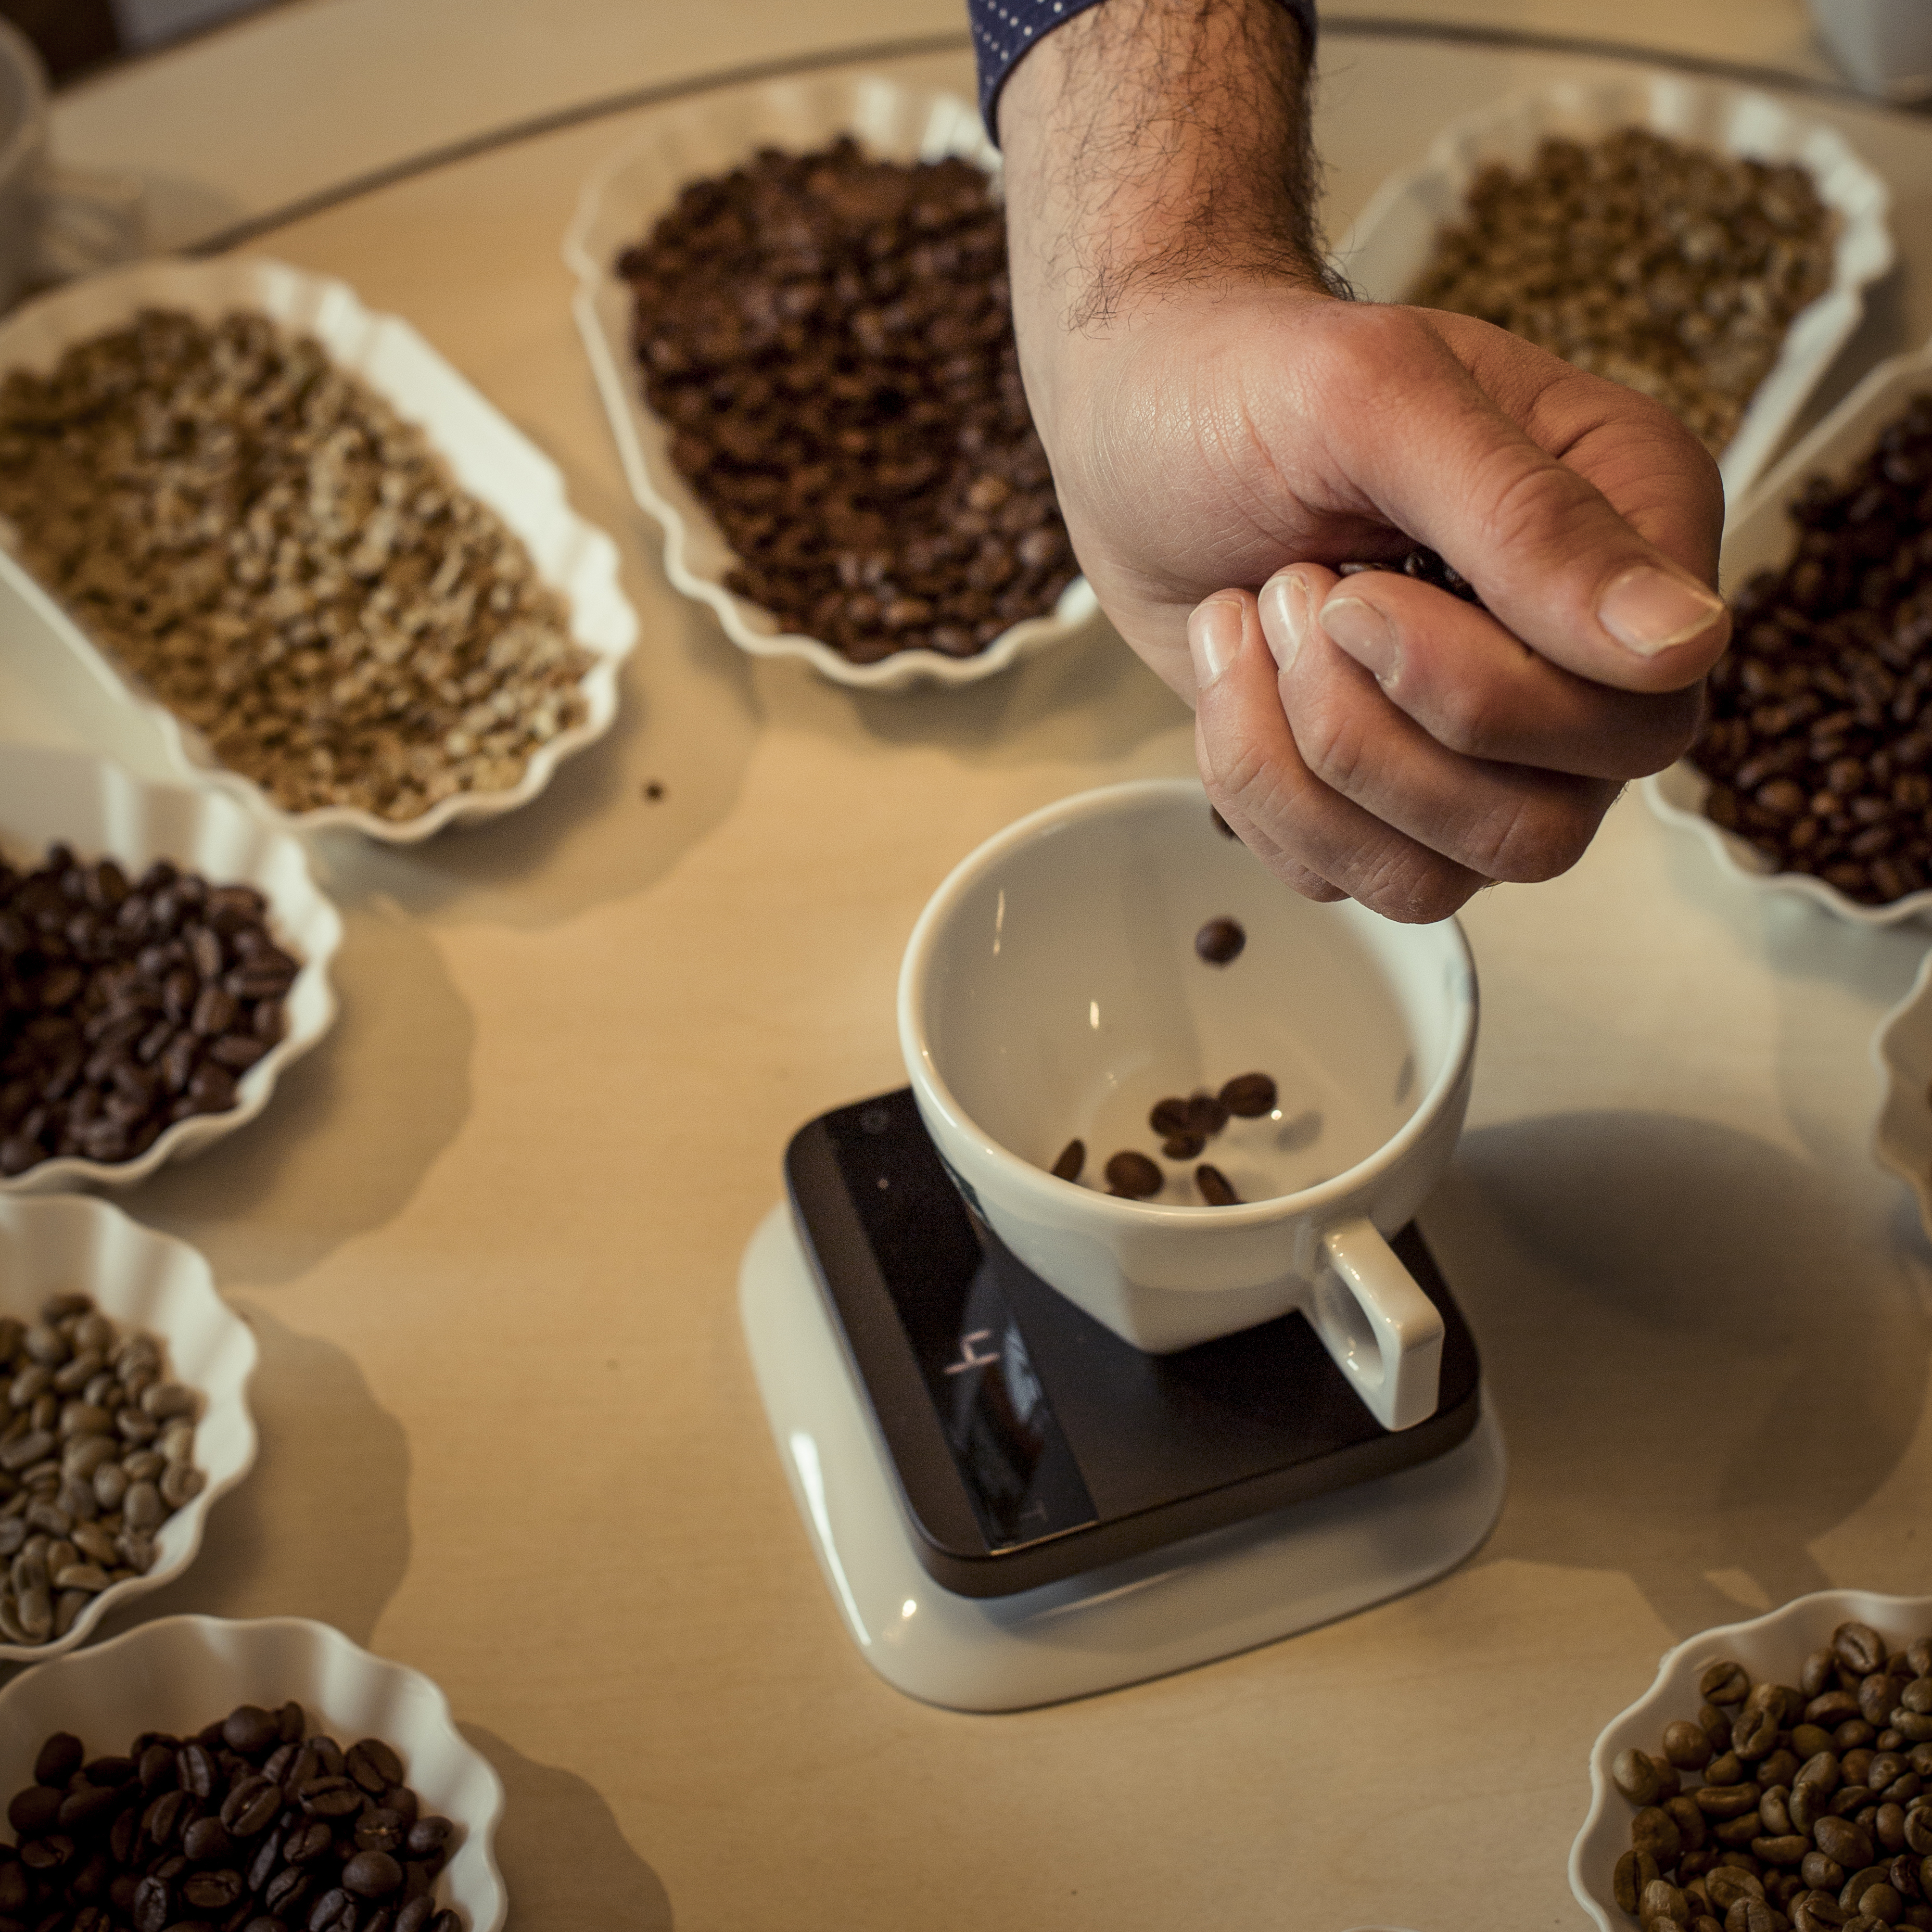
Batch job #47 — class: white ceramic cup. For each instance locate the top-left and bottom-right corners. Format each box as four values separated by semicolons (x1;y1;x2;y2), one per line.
897;780;1479;1432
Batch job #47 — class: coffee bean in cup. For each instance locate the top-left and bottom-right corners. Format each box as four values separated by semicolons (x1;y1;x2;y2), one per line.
0;1291;202;1646
1;1702;464;1930
0;843;297;1176
1606;1618;1932;1929
616;137;1078;666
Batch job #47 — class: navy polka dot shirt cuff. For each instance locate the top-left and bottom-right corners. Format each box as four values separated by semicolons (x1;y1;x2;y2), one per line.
970;0;1317;142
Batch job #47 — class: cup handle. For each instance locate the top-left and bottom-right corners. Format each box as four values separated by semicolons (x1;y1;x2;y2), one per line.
1311;1217;1445;1432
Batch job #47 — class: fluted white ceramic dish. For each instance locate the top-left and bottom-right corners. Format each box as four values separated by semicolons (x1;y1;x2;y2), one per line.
1339;73;1895;507
565;74;1098;691
1569;1589;1932;1928
1644;338;1932;927
0;255;636;842
0;1194;255;1660
0;745;341;1191
1873;946;1932;1241
0;1615;505;1929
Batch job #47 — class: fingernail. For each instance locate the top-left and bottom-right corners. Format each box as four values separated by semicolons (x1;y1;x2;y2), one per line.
1597;565;1725;657
1261;570;1314;672
1318;593;1400;684
1187;594;1243;691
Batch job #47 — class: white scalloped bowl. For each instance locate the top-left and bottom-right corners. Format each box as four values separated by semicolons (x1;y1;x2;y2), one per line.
0;1615;505;1930
0;744;340;1192
0;1194;255;1660
1570;1590;1932;1928
1338;72;1895;509
564;73;1098;692
1643;338;1932;928
0;255;637;843
1873;945;1932;1240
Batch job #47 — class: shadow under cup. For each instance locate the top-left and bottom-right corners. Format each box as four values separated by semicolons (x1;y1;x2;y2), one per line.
899;781;1478;1427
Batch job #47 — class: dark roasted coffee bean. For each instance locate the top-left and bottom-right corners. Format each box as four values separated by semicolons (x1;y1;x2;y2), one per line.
1148;1098;1191;1138
342;1853;401;1899
1218;1073;1277;1118
1182;1092;1229;1139
307;1884;352;1930
220;1776;279;1839
34;1735;82;1788
297;1778;362;1820
183;1867;245;1910
284;1821;334;1865
264;1866;311;1916
178;1744;217;1801
182;1816;232;1863
7;1785;61;1836
57;1785;121;1834
1160;1133;1206;1161
1103;1151;1161;1199
354;1812;406;1858
1195;1164;1240;1207
402;1820;450;1865
1193;917;1245;965
1049;1140;1084;1183
222;1709;279;1761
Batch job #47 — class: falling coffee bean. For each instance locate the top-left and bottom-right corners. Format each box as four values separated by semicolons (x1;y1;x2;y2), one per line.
1051;1139;1085;1183
1194;917;1245;965
1149;1097;1191;1138
1218;1073;1277;1117
1183;1091;1230;1139
1103;1151;1163;1199
1160;1132;1206;1160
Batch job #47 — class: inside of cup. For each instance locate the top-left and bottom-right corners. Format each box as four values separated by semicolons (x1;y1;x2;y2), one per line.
920;788;1468;1206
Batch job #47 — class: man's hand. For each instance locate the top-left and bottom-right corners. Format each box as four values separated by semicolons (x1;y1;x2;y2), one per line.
999;0;1730;922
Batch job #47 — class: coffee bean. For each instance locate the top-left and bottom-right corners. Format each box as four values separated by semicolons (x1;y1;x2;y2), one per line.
1103;1151;1162;1199
1193;917;1245;965
0;842;294;1175
33;1734;82;1788
618;140;1075;665
1161;1133;1206;1161
1149;1098;1191;1139
3;1711;466;1928
1218;1073;1277;1118
1195;1164;1240;1207
1050;1140;1084;1183
1183;1092;1229;1139
1703;1662;1752;1706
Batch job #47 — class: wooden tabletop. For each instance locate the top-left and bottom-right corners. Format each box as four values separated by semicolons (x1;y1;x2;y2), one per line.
5;8;1932;1928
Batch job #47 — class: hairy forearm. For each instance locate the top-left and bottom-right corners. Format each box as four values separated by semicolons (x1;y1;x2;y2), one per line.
998;0;1326;347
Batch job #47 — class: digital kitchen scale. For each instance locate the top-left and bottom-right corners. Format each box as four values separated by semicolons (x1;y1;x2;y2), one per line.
740;1088;1506;1711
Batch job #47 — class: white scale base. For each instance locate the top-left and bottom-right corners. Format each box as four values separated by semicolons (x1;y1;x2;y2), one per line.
739;1206;1508;1713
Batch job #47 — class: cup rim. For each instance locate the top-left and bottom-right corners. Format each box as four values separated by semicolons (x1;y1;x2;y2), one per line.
0;20;45;201
897;778;1479;1230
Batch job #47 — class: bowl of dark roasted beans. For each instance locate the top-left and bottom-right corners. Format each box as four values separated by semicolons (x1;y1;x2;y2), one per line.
0;1614;505;1931
1647;345;1932;924
1571;1591;1932;1931
0;745;339;1189
566;75;1097;689
0;1194;255;1659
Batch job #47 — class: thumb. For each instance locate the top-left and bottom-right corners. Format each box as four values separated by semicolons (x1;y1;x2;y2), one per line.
1295;308;1730;693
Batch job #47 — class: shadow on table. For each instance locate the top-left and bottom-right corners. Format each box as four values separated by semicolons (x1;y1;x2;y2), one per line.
120;895;473;1286
770;613;1192;771
85;1305;412;1646
459;1724;674;1931
1425;1109;1931;1637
